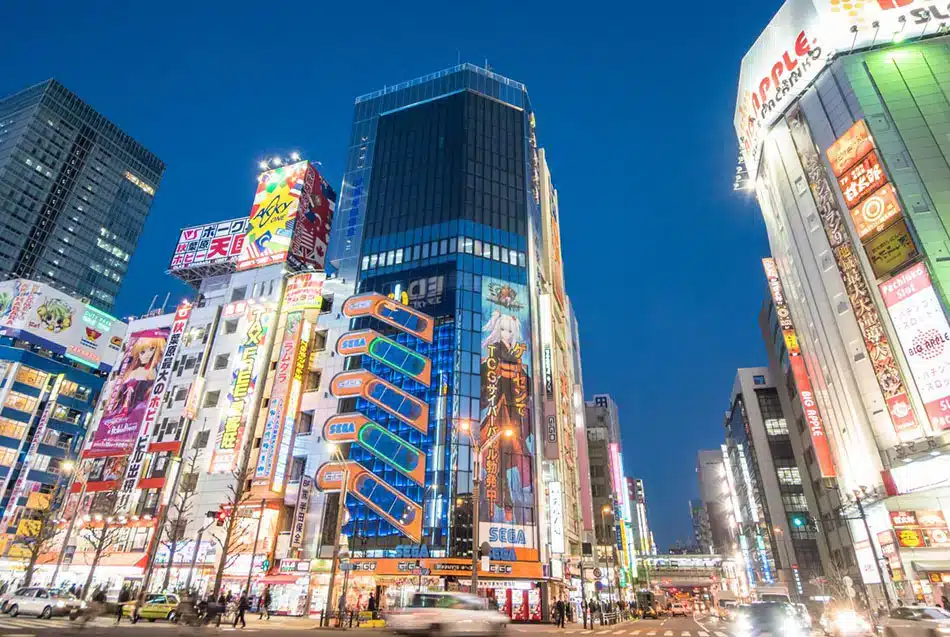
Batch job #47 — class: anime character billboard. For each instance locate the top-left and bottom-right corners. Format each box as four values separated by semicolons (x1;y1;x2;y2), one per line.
86;328;170;457
479;278;538;559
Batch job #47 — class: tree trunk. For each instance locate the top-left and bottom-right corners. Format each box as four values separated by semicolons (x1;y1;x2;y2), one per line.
22;551;38;587
212;518;236;597
81;525;109;599
162;539;178;590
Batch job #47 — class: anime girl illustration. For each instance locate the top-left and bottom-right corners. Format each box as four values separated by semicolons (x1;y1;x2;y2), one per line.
479;279;534;525
89;329;168;456
36;298;73;332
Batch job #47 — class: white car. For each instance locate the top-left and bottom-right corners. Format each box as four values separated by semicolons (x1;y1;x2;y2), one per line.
878;606;950;636
5;587;82;618
388;592;509;636
670;602;688;617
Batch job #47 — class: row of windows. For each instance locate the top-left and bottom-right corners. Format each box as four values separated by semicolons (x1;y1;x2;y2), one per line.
361;235;526;272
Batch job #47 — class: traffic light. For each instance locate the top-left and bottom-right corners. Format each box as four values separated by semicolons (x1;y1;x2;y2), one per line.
216;509;228;526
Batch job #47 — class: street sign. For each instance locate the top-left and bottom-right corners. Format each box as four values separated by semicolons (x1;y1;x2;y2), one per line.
593;568;603;578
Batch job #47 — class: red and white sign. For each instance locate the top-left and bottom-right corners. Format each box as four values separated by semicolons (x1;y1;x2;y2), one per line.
879;263;950;431
890;510;918;528
837;151;887;208
763;258;837;477
169;218;248;272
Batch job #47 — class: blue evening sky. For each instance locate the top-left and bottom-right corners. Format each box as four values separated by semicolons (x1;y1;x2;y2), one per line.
1;0;784;548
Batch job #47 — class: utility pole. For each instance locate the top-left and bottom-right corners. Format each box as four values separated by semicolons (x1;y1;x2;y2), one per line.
245;500;266;592
855;490;893;610
322;448;349;627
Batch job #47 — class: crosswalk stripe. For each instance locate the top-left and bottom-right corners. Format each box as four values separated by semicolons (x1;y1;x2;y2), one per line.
682;632;691;636
597;631;611;635
631;631;641;635
647;632;656;636
664;632;674;636
715;632;728;637
613;631;626;634
699;632;709;636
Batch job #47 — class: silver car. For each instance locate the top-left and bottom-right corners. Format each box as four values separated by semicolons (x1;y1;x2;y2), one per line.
878;606;950;636
6;587;81;618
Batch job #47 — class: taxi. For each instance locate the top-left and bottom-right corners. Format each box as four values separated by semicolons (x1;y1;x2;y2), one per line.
122;593;180;622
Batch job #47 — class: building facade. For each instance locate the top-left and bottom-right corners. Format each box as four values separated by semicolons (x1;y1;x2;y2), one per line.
696;449;733;555
0;80;164;310
736;0;950;606
723;368;822;599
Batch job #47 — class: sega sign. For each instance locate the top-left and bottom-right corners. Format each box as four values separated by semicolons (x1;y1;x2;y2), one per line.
323;413;372;442
328;421;356;436
479;522;537;559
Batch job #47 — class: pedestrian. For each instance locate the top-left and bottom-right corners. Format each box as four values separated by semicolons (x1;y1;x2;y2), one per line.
582;600;588;629
115;585;130;624
260;586;271;620
233;591;248;628
337;592;346;628
555;598;566;628
566;601;573;623
368;592;377;619
942;595;949;610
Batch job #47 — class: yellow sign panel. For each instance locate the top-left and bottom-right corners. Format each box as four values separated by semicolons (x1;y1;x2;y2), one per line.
26;492;51;511
15;519;41;538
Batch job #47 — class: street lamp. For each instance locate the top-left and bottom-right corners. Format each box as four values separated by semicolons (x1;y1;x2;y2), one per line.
322;443;350;627
458;420;513;596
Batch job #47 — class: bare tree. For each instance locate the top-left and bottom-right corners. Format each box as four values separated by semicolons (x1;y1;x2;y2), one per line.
78;490;123;598
159;452;201;590
210;459;254;596
12;491;62;587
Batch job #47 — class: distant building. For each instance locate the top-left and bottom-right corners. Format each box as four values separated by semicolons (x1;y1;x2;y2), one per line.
0;80;164;310
689;498;713;554
696;449;733;554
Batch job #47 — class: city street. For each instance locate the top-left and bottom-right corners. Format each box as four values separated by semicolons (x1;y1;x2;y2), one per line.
0;615;827;637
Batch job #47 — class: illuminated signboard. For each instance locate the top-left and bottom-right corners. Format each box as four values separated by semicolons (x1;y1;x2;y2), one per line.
879;263;950;431
288;165;336;272
169;218;248;272
210;307;274;473
237;160;310;271
336;329;432;386
115;302;191;512
0;279;126;371
790;109;920;439
478;278;537;561
762;258;836;477
255;312;305;488
890;509;949;548
850;184;903;241
549;481;565;554
837;151;887;209
289;475;312;549
283;273;324;312
314;460;422;542
271;318;310;494
735;0;940;181
864;219;918;279
826;120;875;177
342;292;433;343
124;171;155;196
322;414;426;486
329;370;428;434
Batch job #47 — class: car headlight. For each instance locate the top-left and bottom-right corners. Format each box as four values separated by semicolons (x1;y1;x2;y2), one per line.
80;601;87;609
56;601;65;608
936;626;950;635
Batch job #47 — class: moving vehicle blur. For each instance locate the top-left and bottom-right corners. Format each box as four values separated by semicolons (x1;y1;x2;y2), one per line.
820;608;872;636
3;587;82;618
120;593;181;622
735;602;804;637
387;592;509;636
877;606;950;636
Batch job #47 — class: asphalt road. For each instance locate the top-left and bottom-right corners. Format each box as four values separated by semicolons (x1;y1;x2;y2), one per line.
0;613;823;637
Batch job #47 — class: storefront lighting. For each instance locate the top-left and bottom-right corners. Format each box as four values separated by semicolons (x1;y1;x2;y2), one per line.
94;514;103;521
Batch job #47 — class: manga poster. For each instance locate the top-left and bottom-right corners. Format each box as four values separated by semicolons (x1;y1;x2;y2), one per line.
479;278;537;555
87;328;169;457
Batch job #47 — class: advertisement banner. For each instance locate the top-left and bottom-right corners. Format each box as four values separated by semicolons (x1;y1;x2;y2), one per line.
237;160;310;271
864;219;918;278
549;481;565;555
289;475;313;549
169;218;248;272
271;319;310;494
329;370;429;434
87;328;171;458
115;302;191;512
479;278;535;551
0;280;126;371
210;307;274;473
342;292;434;343
254;312;304;486
789;108;920;439
850;184;903;241
837;151;887;209
879;263;950;430
288;165;336;272
762;258;837;477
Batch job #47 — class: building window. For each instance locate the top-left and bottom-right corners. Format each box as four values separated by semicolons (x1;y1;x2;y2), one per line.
203;390;220;407
213;353;230;370
223;319;238;335
296;412;313;434
765;417;789;436
290;457;306;482
230;286;247;302
753;375;766;385
777;467;802;485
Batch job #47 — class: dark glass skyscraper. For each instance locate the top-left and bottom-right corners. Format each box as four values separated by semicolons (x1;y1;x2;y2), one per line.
0;79;164;310
329;64;541;560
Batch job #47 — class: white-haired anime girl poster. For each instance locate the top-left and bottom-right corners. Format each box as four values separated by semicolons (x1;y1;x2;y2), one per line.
479;278;535;533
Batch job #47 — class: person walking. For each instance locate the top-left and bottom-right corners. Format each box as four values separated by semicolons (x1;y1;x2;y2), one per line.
233;591;248;628
115;585;130;624
337;592;347;628
259;586;271;620
555;598;566;628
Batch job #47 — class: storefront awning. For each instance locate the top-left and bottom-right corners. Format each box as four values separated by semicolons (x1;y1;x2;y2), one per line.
257;575;307;585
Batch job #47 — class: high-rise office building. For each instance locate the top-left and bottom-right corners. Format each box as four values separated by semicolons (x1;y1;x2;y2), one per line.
723;368;821;599
317;63;587;620
696;449;734;555
0;80;164;310
736;0;950;607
